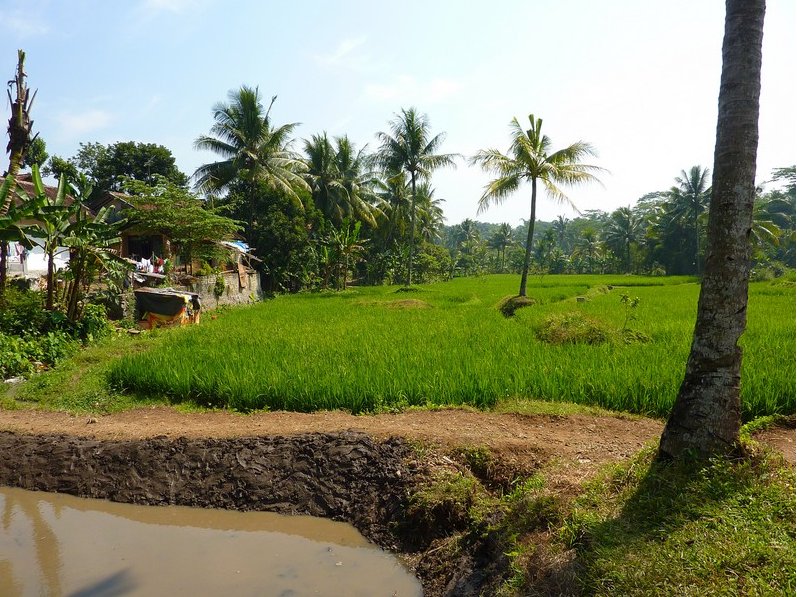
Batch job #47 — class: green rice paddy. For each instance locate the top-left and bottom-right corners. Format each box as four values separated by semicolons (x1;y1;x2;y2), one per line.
107;275;795;419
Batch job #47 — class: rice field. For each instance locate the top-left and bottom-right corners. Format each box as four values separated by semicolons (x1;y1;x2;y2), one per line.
107;275;796;419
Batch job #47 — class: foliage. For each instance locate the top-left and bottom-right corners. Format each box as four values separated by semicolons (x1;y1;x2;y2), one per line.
122;177;241;267
0;330;77;379
55;141;188;196
22;167;77;309
77;303;113;342
535;311;614;345
303;133;380;228
21;136;48;170
0;288;39;335
193;86;308;243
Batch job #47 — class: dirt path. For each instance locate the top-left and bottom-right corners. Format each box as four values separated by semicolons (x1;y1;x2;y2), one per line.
0;407;664;485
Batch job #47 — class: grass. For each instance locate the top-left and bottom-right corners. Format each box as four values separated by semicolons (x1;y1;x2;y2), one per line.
562;445;795;596
102;274;794;419
400;432;795;596
1;331;170;413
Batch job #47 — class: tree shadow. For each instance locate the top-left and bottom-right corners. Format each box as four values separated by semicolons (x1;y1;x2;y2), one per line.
68;569;136;597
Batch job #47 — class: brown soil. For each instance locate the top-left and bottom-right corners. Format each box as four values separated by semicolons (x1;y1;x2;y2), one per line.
0;407;663;487
753;422;796;465
1;407;792;595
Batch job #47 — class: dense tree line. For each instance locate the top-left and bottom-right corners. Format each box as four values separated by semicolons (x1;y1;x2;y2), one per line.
26;85;794;293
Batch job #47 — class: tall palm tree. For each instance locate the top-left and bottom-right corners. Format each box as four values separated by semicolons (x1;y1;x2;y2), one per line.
490;223;514;271
552;215;569;251
413;182;445;243
604;206;643;272
373;172;411;251
659;0;765;460
666;165;711;275
193;87;308;240
470;114;603;296
1;51;35;299
375;107;457;286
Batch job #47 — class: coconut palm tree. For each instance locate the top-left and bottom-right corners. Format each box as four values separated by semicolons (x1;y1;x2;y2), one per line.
604;206;643;272
665;166;711;275
304;133;380;227
373;173;411;251
490;223;514;271
659;0;765;459
375;108;457;286
193;87;308;240
471;114;603;296
1;51;36;299
413;182;445;243
552;215;569;252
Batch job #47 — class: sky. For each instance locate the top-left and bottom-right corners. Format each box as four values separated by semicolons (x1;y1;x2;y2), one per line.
1;0;794;226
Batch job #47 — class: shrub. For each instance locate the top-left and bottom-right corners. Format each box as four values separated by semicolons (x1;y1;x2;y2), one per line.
536;312;613;345
0;333;36;378
0;330;77;379
0;288;47;336
78;304;113;342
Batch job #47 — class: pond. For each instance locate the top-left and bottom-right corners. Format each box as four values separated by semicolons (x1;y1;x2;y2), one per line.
0;487;421;596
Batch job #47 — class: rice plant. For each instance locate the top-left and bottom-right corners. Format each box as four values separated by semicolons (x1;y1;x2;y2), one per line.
107;275;795;419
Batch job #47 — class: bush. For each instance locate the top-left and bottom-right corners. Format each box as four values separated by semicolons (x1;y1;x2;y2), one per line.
0;288;47;336
536;312;614;345
78;304;113;342
0;330;77;379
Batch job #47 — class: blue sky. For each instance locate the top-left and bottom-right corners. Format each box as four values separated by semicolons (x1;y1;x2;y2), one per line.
2;0;794;225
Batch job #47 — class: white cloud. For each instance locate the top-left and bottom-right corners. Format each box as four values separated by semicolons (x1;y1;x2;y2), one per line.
364;75;463;104
57;109;113;137
0;11;50;37
315;37;367;67
140;0;204;14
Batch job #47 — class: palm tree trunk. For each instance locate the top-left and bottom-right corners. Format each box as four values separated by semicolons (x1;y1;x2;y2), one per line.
659;0;764;460
407;172;417;286
519;178;538;297
1;52;32;300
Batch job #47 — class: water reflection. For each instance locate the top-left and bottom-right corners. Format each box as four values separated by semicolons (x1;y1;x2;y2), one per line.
0;487;421;596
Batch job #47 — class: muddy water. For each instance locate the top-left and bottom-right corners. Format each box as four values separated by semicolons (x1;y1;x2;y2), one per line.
0;487;421;596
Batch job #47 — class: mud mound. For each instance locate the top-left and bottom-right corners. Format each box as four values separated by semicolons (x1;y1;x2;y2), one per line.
0;430;415;549
498;295;536;317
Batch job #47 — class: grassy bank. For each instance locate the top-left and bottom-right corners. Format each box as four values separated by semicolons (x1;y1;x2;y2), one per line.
104;274;794;418
403;423;795;596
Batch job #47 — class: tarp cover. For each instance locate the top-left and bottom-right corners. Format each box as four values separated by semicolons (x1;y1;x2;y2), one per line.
134;289;199;317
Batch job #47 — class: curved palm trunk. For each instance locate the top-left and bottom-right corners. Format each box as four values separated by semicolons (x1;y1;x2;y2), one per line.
1;51;32;299
659;0;764;459
519;178;538;296
407;172;418;286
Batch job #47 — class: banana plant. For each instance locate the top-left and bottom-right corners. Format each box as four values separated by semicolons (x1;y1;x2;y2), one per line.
21;166;78;309
61;205;130;320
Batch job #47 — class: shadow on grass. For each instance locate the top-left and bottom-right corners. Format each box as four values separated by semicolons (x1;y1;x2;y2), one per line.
550;447;796;596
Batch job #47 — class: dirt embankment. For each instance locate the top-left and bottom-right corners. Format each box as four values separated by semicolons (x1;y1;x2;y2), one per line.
0;408;791;595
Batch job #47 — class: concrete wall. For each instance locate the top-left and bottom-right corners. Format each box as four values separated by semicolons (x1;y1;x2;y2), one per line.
188;270;262;309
